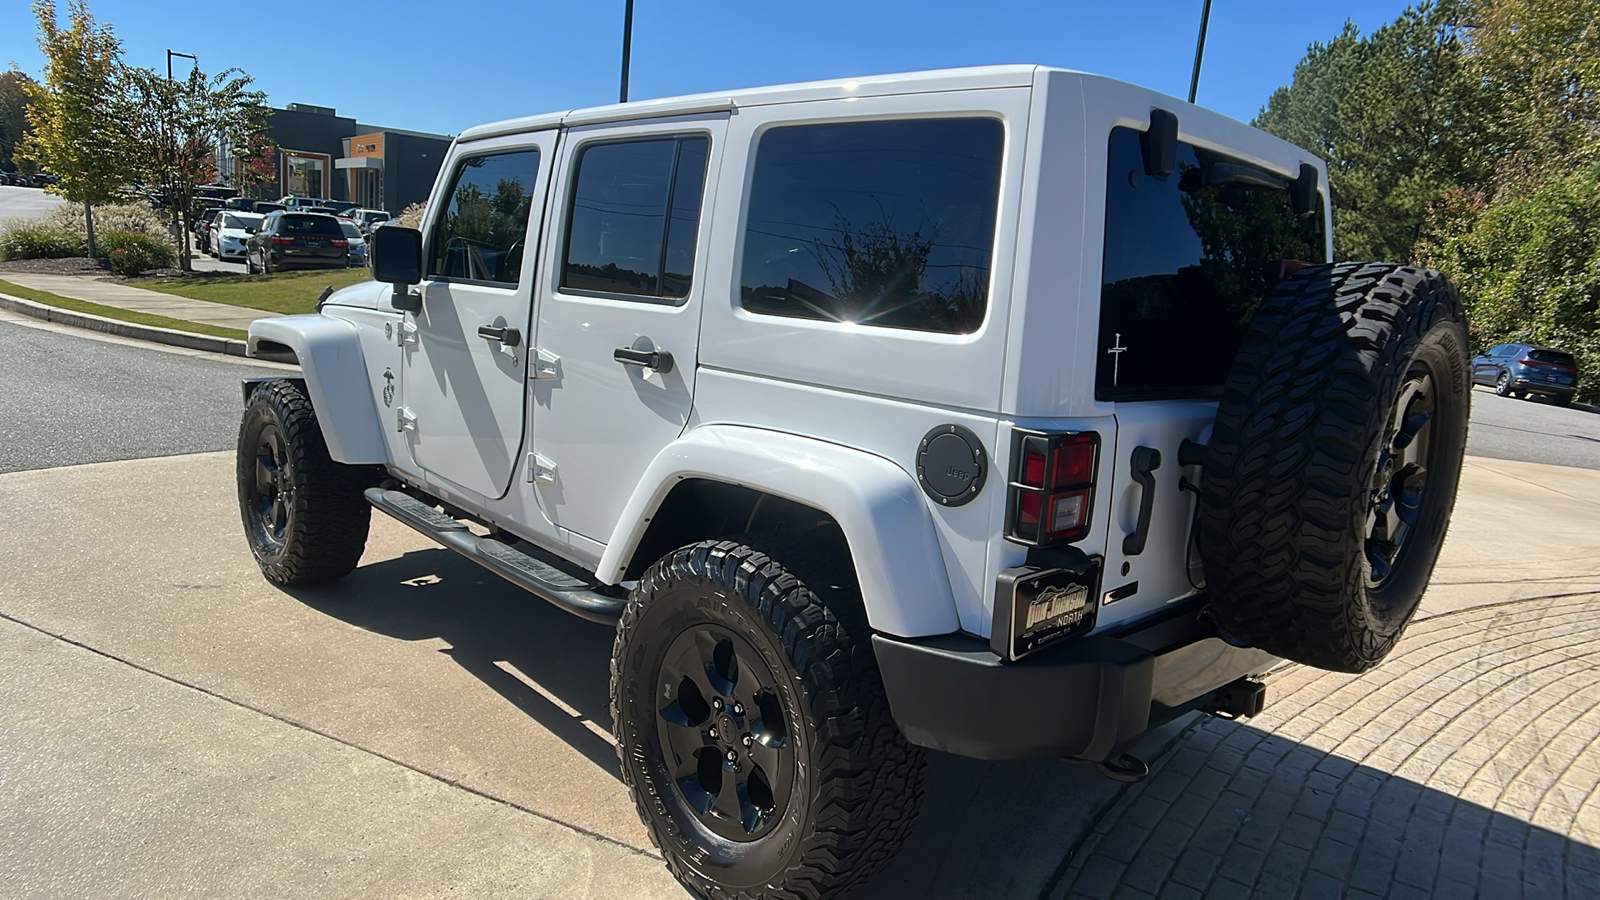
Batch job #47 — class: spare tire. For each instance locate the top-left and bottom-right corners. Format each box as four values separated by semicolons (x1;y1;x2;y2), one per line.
1198;262;1471;673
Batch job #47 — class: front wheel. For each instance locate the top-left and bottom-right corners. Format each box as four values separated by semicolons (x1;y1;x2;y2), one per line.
612;539;925;899
1495;370;1513;396
237;380;372;584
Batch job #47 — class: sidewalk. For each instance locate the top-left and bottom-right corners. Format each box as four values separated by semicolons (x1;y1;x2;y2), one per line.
0;271;278;332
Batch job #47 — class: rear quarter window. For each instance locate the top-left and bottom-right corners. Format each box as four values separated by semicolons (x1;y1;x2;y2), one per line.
738;117;1004;335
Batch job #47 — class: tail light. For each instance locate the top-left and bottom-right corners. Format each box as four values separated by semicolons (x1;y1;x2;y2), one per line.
1006;430;1099;546
330;238;348;248
270;235;293;246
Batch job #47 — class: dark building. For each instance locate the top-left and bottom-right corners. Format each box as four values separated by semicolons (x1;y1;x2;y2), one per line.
224;102;452;214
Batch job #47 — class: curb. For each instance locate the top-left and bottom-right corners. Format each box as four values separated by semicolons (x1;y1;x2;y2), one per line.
0;290;251;357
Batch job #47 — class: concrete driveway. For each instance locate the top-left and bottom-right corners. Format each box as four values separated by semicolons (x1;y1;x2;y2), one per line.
1;450;1598;897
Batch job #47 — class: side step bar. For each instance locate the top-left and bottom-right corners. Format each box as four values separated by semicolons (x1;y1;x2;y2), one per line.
364;488;626;624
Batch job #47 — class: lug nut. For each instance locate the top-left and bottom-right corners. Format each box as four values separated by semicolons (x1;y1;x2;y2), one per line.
712;697;724;711
732;702;744;716
708;727;719;739
742;734;753;747
726;749;738;763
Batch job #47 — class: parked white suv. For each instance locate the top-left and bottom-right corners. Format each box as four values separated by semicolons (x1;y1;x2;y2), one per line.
237;65;1470;898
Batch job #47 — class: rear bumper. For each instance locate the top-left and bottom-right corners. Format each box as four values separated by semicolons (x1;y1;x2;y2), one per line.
872;597;1277;762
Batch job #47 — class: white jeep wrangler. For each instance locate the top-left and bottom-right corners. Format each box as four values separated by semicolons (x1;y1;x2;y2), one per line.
236;66;1470;898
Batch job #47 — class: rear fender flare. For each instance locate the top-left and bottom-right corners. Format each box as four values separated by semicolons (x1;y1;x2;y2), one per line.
597;426;960;637
247;315;387;465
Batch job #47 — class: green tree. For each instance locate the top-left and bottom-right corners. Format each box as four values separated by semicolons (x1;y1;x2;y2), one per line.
18;0;133;259
233;131;278;200
0;70;39;173
124;64;269;271
1255;2;1487;263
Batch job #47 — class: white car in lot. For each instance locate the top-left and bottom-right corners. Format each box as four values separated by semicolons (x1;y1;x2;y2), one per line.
210;212;264;262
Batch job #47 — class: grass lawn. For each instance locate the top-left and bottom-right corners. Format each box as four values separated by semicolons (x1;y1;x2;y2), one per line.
0;279;246;340
137;268;372;315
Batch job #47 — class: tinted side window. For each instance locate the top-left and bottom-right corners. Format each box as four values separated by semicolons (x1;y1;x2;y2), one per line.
561;136;710;301
739;118;1004;335
429;148;541;286
1097;127;1327;400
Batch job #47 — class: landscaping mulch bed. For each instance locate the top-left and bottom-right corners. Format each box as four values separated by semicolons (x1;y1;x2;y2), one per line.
0;257;113;276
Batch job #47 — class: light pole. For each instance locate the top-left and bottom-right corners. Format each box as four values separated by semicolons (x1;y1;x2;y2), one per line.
167;49;197;81
1188;0;1212;104
619;0;634;103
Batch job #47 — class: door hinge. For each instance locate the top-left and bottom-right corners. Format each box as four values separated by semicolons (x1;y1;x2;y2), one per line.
527;453;556;483
397;321;418;346
396;407;417;433
530;348;560;380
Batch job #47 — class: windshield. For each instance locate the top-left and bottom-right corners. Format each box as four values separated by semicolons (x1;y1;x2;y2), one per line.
221;213;262;230
1096;127;1326;400
339;221;361;239
1529;349;1575;366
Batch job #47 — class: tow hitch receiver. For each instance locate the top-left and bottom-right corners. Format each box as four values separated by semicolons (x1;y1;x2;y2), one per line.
1205;677;1267;719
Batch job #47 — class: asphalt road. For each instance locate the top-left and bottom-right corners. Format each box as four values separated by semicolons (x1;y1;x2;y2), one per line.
0;315;283;474
0;184;65;220
1465;386;1600;470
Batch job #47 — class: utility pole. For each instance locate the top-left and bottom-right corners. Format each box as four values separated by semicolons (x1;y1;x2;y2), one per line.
619;0;634;103
1188;0;1212;104
166;49;196;81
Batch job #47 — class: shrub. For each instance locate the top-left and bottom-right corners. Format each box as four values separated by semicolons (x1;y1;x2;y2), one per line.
40;201;171;241
0;222;84;260
395;202;425;229
99;231;178;276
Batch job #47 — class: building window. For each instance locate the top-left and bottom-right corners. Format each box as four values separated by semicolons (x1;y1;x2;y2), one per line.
283;151;329;199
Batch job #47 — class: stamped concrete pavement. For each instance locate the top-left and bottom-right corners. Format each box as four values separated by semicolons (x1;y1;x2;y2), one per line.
1;450;1598;897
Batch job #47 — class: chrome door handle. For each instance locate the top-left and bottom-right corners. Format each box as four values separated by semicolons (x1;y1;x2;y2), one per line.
478;325;521;347
613;347;674;374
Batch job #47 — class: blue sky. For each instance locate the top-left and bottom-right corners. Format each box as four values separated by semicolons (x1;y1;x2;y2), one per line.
5;1;1412;137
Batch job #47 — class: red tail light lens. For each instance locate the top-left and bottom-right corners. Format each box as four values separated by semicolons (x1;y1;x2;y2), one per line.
1007;430;1099;545
270;235;292;246
330;238;348;248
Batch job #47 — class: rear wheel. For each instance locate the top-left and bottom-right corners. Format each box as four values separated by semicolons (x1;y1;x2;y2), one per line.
1199;263;1471;673
612;539;924;899
237;380;372;585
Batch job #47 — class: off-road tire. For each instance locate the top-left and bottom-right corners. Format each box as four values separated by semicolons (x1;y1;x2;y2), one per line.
237;379;371;584
611;538;925;899
1198;263;1470;673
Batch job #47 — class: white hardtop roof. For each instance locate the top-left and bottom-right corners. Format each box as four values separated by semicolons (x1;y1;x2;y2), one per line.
457;65;1068;143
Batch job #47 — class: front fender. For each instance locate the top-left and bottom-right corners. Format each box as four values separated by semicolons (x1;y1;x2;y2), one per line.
248;315;387;465
597;426;960;638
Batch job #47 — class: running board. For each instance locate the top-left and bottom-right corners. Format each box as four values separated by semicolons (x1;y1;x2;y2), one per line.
364;488;625;624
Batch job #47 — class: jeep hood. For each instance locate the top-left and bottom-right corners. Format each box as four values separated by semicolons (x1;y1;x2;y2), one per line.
321;279;388;310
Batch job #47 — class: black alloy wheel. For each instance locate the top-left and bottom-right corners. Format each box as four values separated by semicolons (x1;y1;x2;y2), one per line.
612;538;925;899
655;624;793;842
1365;361;1435;586
236;380;371;585
246;422;294;558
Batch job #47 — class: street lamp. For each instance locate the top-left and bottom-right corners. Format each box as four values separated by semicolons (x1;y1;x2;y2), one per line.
1188;0;1212;104
619;0;634;103
167;49;197;81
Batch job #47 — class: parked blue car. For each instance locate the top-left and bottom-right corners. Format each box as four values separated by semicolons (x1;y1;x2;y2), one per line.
1471;343;1579;404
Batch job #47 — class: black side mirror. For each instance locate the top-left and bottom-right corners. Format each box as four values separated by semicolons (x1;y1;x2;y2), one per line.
370;226;424;313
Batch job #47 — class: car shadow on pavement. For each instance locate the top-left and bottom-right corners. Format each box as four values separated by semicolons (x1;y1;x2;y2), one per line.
1049;714;1600;900
286;546;624;777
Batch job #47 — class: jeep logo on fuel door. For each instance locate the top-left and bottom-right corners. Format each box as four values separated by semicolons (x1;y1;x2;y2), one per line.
916;424;987;507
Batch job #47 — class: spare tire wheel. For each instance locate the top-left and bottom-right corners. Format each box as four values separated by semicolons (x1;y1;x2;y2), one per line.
1198;263;1471;674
